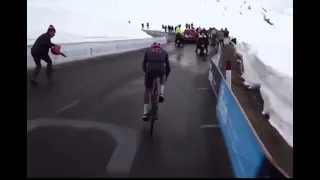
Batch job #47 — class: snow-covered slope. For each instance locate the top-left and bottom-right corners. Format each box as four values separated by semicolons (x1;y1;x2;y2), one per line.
27;0;152;45
224;0;293;147
212;0;293;147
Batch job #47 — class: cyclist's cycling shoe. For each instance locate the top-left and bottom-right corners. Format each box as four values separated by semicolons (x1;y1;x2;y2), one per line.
143;113;159;121
159;94;164;103
142;113;149;121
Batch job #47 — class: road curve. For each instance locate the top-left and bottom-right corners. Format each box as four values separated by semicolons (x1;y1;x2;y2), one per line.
27;43;234;178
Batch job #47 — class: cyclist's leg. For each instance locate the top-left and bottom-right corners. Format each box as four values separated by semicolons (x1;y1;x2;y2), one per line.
143;71;155;120
158;69;166;103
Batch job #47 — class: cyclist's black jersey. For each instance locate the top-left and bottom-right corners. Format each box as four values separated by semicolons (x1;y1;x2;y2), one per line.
142;47;171;75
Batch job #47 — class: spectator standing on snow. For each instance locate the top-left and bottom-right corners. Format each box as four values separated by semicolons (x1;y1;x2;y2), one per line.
141;23;144;29
210;28;218;47
197;27;200;33
223;28;229;37
164;25;167;32
211;28;217;39
169;25;173;33
162;24;165;30
146;22;149;29
218;28;225;47
30;25;57;85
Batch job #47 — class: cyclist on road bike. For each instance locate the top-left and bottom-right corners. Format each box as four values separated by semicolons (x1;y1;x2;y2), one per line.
142;42;171;121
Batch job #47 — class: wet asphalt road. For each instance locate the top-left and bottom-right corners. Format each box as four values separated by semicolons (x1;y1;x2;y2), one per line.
27;43;234;178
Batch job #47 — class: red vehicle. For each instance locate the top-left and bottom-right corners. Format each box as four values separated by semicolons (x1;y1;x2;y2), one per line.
182;29;198;43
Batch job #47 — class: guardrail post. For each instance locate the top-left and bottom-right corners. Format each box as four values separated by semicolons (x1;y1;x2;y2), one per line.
226;60;232;87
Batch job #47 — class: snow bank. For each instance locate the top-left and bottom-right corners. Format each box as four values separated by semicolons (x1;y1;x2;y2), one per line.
27;0;152;45
236;43;293;147
230;7;292;147
27;36;167;69
207;0;293;147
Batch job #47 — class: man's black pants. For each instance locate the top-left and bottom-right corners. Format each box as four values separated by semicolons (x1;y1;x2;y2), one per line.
219;39;224;47
31;51;53;80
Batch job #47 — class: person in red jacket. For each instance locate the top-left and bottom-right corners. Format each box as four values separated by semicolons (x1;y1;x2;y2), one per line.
30;25;57;85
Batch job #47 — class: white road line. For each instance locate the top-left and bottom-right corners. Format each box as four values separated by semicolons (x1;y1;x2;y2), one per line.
50;85;109;116
27;118;138;174
197;87;208;90
53;100;80;115
200;124;220;128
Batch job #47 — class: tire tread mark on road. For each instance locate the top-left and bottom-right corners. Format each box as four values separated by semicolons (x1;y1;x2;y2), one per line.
27;118;138;174
52;70;144;117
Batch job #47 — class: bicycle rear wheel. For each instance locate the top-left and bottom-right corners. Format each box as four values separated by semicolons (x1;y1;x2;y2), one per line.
149;78;159;135
150;102;157;135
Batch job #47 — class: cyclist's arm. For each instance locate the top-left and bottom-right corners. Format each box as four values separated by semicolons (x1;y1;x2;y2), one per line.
142;52;148;73
165;52;171;77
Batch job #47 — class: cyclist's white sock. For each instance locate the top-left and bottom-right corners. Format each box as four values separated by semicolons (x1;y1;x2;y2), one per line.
160;85;164;94
144;104;148;114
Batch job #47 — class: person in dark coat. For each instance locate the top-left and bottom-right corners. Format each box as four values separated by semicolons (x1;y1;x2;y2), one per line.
218;28;225;47
30;25;57;85
146;22;149;29
223;28;229;37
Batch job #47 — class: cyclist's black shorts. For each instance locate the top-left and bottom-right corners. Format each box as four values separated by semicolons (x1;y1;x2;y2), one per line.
145;63;166;89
